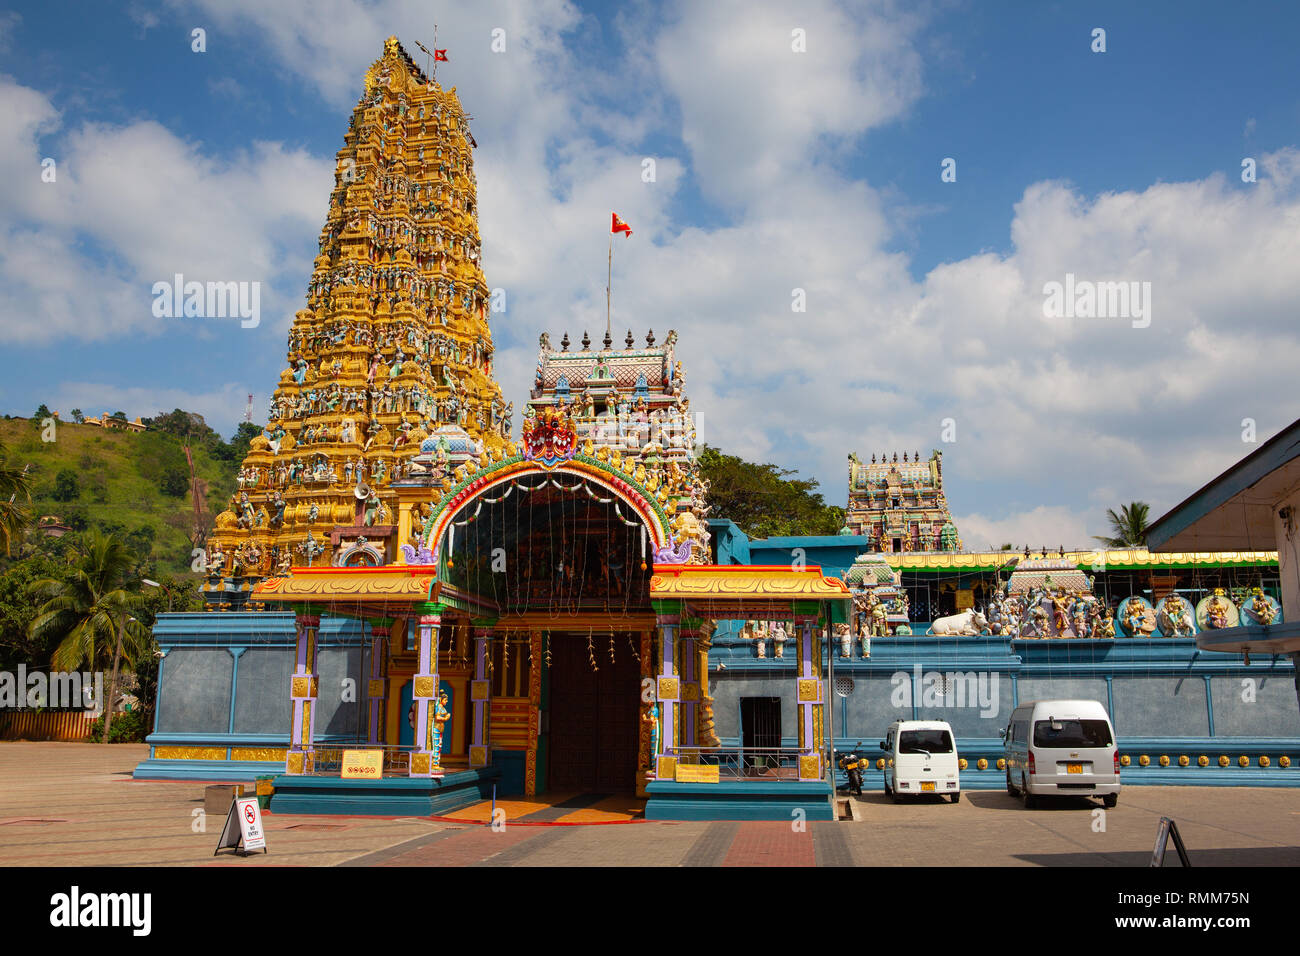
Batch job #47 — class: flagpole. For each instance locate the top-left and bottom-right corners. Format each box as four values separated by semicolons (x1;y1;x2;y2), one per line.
607;236;613;337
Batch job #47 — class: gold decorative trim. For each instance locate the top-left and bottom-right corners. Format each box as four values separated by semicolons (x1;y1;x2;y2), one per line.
231;748;287;762
410;752;431;775
796;678;820;703
291;675;317;698
798;754;820;778
681;681;699;702
469;745;488;767
657;677;680;700
286;751;305;774
413;675;435;698
656;755;677;779
471;679;490;701
155;746;227;761
367;679;386;698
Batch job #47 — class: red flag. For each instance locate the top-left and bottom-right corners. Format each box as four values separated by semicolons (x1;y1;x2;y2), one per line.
611;212;633;237
434;49;448;62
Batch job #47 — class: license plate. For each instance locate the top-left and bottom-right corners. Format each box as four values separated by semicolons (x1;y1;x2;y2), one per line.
845;762;858;770
921;781;935;792
1067;763;1083;774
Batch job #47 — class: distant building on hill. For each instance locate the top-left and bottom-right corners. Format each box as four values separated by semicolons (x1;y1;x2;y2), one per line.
81;413;147;432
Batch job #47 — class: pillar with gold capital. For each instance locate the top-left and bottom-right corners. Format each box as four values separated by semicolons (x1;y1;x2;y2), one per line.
469;622;495;768
286;612;320;775
409;606;444;777
795;614;823;781
366;619;390;746
653;611;680;780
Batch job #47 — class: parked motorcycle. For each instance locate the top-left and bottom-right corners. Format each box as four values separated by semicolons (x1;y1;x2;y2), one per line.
837;743;865;796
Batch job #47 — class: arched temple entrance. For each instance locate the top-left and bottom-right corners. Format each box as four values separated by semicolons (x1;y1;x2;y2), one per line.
416;454;675;795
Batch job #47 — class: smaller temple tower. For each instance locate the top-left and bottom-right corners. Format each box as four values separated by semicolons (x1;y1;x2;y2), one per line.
845;449;960;553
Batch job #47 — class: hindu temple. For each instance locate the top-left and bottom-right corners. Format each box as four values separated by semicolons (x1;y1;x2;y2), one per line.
134;37;1298;819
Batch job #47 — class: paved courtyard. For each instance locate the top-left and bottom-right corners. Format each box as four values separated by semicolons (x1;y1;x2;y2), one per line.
1;743;1297;866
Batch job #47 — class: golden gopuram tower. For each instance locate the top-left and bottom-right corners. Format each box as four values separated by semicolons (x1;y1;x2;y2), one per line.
206;37;512;595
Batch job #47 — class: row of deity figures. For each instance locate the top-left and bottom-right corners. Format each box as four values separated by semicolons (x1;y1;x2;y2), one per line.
743;620;790;658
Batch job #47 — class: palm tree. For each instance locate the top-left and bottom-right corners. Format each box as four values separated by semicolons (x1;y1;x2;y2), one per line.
29;529;151;741
0;442;33;555
1093;502;1152;549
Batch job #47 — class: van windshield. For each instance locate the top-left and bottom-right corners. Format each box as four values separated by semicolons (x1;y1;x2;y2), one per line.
1033;719;1112;748
898;730;954;754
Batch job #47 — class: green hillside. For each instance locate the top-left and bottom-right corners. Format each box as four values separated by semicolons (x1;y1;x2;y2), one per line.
0;414;248;575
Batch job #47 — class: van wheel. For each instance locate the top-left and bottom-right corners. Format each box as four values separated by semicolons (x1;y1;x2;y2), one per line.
1022;775;1036;809
1006;770;1019;796
1102;793;1118;809
950;792;960;804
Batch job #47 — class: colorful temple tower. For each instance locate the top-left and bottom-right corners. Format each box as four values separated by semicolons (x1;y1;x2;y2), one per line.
844;449;960;553
205;37;510;588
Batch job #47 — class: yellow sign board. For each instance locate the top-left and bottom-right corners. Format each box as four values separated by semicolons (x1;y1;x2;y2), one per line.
956;589;974;610
341;749;384;779
675;764;720;784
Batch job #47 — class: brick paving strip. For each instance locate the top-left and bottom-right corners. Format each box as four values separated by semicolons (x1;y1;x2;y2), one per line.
470;827;573;866
811;821;854;867
338;826;465;867
723;822;817;867
679;821;739;866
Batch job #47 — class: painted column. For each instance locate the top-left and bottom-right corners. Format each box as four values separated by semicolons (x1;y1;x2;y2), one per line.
286;613;320;775
469;625;493;767
795;616;822;781
526;628;543;796
366;620;390;745
654;613;680;779
637;628;654;797
679;626;698;749
409;610;443;777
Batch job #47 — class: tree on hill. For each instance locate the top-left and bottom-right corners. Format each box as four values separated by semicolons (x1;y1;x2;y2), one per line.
221;421;263;464
34;404;51;419
70;409;84;423
696;445;844;539
52;468;81;502
1093;502;1152;548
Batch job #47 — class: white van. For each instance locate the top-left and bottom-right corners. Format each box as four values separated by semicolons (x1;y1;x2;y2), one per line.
880;720;960;803
1003;699;1119;808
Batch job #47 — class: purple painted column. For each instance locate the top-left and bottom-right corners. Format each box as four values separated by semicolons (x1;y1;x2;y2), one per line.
286;613;320;775
469;626;492;767
409;612;443;777
681;632;697;747
366;621;389;745
654;614;679;778
797;617;820;781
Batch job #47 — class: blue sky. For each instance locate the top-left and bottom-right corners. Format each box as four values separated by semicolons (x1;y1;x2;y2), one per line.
2;1;1299;547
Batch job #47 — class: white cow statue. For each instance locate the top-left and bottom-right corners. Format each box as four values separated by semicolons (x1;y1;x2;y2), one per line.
929;609;989;636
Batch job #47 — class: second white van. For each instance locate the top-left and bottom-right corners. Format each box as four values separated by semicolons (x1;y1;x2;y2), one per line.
881;720;961;803
1003;699;1120;808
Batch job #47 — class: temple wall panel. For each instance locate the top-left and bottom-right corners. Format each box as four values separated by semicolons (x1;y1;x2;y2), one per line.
156;648;234;734
231;647;294;734
1210;674;1300;736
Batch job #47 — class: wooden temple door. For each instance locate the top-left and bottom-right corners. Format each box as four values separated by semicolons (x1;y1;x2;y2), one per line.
547;632;639;793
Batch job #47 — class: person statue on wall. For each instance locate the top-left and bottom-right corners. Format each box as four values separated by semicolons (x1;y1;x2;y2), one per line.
643;702;660;771
1123;599;1147;637
430;691;451;770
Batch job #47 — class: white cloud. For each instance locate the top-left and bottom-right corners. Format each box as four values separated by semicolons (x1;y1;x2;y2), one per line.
953;506;1095;553
0;77;332;345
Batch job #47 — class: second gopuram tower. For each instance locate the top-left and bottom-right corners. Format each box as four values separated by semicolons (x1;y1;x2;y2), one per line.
207;37;511;586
